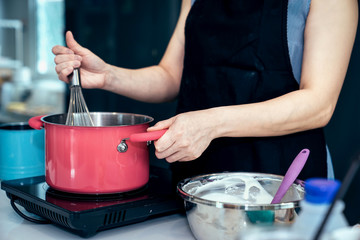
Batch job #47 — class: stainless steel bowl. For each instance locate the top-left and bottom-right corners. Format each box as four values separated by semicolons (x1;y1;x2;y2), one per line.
177;172;305;240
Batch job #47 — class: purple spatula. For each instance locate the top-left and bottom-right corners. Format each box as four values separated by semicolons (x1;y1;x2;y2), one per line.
271;149;310;204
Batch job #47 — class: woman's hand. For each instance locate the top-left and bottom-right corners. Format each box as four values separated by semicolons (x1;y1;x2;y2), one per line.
52;31;108;89
147;109;220;163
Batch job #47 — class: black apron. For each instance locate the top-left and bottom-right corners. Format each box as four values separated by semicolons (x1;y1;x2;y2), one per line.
172;0;327;184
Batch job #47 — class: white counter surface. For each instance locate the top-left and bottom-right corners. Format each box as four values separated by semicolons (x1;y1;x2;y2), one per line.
0;191;196;240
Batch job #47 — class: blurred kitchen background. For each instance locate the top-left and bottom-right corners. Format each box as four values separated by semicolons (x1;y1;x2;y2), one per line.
0;0;359;225
0;0;65;122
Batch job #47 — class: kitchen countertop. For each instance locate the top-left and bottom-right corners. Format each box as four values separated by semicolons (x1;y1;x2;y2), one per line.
0;190;196;240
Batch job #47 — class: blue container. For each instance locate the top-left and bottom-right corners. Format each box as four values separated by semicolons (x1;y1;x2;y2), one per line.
0;122;45;180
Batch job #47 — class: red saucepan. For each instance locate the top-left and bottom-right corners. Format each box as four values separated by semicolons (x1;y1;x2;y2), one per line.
29;112;166;194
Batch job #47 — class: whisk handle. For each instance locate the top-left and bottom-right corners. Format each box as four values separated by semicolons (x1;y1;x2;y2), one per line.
130;129;167;142
70;68;81;87
29;115;46;130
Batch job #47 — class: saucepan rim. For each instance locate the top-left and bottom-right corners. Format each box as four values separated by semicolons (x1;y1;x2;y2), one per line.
41;112;154;127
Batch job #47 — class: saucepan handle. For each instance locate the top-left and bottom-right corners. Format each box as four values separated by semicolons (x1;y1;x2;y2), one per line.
28;115;46;130
129;129;167;142
117;129;167;153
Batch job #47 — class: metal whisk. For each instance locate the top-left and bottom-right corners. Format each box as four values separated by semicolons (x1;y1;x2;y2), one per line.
65;68;94;126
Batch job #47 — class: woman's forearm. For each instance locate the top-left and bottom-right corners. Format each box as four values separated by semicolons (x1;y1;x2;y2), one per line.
102;64;181;103
211;89;335;139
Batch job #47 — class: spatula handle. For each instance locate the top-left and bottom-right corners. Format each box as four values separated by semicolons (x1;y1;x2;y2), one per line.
271;149;310;204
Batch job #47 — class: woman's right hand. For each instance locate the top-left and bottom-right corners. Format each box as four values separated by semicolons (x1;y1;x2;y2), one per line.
52;31;108;89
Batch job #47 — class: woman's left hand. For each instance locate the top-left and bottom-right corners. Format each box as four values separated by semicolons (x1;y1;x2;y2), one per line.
147;109;219;163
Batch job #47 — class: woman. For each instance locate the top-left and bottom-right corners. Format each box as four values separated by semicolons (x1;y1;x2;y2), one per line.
52;0;358;183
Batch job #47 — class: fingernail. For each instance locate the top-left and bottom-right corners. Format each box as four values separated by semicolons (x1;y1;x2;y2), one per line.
75;55;82;61
74;61;81;67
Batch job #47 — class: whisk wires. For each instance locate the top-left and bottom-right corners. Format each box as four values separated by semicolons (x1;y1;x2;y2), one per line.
65;68;94;126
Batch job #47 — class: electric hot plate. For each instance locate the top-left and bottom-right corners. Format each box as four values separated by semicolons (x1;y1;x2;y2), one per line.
1;167;183;238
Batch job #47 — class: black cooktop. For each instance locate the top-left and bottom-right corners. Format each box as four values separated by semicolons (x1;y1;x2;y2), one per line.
1;167;183;238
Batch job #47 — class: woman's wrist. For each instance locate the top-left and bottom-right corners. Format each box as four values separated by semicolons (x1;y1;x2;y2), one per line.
102;64;119;91
204;107;228;140
206;105;248;139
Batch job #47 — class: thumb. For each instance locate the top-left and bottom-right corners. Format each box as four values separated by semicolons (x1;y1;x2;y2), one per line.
148;117;175;131
66;31;88;55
